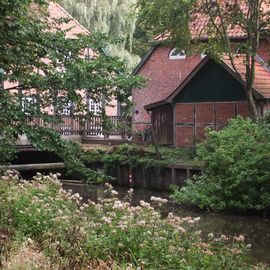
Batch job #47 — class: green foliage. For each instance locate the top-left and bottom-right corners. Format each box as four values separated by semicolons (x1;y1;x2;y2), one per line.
83;144;197;176
132;16;153;57
158;146;197;164
60;0;141;68
0;0;143;180
102;144;158;168
172;117;270;211
137;0;270;58
261;111;270;131
137;0;195;49
1;172;267;269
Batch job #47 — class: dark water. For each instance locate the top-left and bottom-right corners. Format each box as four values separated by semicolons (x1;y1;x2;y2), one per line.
62;182;270;265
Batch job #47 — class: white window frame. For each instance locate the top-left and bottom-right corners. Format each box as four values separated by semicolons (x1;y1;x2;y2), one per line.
88;98;102;115
22;96;37;112
169;48;186;60
61;102;72;116
57;98;72;116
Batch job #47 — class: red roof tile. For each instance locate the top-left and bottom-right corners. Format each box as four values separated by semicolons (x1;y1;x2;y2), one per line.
222;55;270;98
48;2;90;38
155;1;270;41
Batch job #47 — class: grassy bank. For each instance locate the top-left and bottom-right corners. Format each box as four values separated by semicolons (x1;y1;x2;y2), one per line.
0;171;268;269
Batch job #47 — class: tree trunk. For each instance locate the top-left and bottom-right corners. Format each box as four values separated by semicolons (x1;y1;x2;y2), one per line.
245;53;259;121
246;87;259;121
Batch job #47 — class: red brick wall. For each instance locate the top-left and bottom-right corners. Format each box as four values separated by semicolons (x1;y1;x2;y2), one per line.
175;103;194;123
174;101;249;147
132;41;268;133
216;103;235;126
236;102;250;117
132;46;202;131
196;103;214;124
175;126;194;147
263;102;270;115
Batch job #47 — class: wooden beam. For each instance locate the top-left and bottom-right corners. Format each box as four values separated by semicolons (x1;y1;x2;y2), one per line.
0;163;65;171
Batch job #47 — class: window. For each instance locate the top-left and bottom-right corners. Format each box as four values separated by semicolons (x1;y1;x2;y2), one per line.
88;98;102;114
61;102;72;115
57;97;72;115
169;48;186;60
22;96;37;112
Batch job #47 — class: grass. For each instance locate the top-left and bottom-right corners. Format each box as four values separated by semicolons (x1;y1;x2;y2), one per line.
2;242;51;270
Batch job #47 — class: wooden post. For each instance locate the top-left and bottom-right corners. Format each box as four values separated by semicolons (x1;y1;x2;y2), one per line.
150;112;161;159
117;165;122;185
70;116;74;135
171;166;176;185
156;167;162;190
142;167;148;188
186;168;191;179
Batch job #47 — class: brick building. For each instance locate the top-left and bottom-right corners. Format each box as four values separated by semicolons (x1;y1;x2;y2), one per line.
132;15;270;147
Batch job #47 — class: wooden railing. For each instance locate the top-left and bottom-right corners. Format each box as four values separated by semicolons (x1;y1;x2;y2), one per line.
26;115;131;137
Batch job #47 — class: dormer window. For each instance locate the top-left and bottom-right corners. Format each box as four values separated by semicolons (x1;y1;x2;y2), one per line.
169;48;186;60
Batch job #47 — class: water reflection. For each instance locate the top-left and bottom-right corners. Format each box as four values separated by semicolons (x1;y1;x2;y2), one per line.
62;182;270;264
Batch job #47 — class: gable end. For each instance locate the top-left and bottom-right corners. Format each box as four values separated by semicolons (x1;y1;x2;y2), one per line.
173;60;247;103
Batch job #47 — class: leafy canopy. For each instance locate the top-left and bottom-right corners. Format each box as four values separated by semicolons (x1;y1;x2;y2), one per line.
0;0;143;179
172;117;270;211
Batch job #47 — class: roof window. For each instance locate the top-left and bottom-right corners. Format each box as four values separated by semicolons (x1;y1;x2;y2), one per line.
169;48;186;60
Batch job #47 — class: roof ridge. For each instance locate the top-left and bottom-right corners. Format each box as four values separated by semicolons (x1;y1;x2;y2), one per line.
52;2;90;35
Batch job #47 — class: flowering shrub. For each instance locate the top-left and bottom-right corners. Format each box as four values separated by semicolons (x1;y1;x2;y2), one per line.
0;171;268;269
172;117;270;211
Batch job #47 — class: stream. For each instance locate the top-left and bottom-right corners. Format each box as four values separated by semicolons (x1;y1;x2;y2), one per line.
62;181;270;265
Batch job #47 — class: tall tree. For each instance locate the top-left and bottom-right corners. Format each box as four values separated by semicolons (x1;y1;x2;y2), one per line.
137;0;270;120
0;0;142;179
60;0;141;68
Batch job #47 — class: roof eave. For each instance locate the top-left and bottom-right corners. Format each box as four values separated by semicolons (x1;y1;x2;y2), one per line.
53;3;90;35
133;45;157;75
144;100;169;111
167;56;210;102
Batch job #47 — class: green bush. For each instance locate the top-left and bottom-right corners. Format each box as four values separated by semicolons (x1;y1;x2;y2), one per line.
1;171;267;269
172;117;270;211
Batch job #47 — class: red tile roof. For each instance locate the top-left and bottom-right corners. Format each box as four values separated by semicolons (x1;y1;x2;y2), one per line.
222;55;270;98
48;2;90;38
45;3;94;56
31;2;90;37
155;1;270;41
